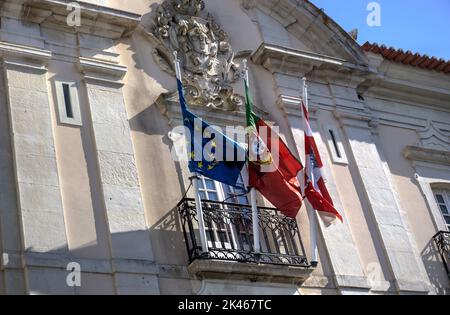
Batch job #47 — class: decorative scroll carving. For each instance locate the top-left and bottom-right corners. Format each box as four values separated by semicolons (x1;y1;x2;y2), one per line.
403;121;450;165
418;121;450;151
151;0;244;111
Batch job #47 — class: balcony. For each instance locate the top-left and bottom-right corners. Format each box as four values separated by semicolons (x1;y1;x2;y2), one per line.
177;198;312;284
433;231;450;279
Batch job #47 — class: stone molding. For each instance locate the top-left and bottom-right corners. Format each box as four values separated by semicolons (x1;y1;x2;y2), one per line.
0;41;51;68
242;0;369;66
403;146;450;166
252;42;370;76
0;0;142;39
417;121;450;152
77;56;127;86
187;259;313;285
1;250;187;278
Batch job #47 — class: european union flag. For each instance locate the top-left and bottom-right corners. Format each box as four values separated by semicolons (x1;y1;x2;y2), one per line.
176;79;246;189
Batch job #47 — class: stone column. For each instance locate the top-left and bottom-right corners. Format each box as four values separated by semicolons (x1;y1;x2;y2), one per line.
1;43;70;294
78;57;159;295
336;110;431;294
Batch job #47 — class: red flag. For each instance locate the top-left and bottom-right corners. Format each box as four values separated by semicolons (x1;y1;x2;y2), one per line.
245;80;303;218
302;101;343;222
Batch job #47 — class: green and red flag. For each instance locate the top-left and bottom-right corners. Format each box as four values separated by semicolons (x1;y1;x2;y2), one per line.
244;78;304;218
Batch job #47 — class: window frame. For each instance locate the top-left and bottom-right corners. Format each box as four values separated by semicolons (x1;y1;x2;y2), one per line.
322;124;348;165
433;189;450;232
54;80;82;127
196;172;252;251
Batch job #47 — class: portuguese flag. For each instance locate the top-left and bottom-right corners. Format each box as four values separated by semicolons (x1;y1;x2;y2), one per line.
244;78;304;218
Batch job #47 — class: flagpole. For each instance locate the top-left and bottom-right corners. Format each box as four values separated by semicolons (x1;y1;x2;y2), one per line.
302;77;318;266
243;59;261;254
174;51;209;254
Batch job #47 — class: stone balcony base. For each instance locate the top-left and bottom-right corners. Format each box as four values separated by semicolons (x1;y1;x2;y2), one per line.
188;259;313;286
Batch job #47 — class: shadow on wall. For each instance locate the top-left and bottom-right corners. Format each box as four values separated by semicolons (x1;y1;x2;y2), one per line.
421;238;450;295
21;206;190;295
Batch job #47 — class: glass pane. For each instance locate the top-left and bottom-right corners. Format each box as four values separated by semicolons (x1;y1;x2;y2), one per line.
435;194;445;204
207;230;216;243
205;179;216;190
440;205;449;215
216;221;226;229
238;196;249;205
199;191;207;199
223;185;232;200
444;215;450;225
197;178;205;190
218;231;228;243
240;233;250;247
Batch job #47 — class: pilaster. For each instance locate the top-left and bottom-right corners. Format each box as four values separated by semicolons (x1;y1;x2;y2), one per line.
267;65;370;293
78;57;159;294
335;109;431;294
0;41;69;294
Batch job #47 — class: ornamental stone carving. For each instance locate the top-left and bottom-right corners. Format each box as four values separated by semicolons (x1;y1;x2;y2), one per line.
151;0;244;111
417;121;450;152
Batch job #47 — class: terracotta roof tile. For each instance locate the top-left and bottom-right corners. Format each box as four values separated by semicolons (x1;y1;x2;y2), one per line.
361;42;450;74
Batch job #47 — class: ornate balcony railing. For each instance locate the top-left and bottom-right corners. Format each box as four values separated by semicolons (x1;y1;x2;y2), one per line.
433;231;450;279
177;198;310;268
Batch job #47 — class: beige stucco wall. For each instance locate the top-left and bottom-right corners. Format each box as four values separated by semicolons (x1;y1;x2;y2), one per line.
0;0;448;295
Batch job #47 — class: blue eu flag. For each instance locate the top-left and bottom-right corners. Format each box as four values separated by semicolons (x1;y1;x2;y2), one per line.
176;79;246;189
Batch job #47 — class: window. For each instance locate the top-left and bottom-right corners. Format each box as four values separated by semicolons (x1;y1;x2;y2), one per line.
55;80;82;126
197;173;251;250
62;83;74;118
197;174;249;205
323;125;348;165
434;190;450;231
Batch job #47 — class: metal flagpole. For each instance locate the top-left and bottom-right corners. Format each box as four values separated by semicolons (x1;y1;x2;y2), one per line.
302;77;318;265
174;51;209;254
243;60;261;254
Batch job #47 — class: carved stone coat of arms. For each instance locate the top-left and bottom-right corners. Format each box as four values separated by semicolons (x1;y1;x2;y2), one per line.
150;0;244;111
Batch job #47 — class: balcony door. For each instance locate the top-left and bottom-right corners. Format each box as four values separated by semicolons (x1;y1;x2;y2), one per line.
434;189;450;231
196;174;255;252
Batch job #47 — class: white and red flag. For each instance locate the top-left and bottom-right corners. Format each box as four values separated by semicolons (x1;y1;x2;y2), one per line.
302;100;343;223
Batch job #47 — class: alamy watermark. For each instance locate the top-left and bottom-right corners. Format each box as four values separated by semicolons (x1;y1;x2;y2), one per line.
169;120;281;173
367;2;381;27
67;2;81;27
66;262;81;287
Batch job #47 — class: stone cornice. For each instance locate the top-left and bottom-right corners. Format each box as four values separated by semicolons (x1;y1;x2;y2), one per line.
333;108;373;129
252;43;372;86
277;94;318;120
77;56;127;86
0;41;51;69
243;0;369;66
0;0;142;39
403;146;450;166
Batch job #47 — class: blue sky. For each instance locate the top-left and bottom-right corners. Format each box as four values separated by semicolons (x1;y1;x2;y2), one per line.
310;0;450;60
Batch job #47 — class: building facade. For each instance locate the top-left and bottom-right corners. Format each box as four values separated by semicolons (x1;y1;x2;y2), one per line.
0;0;449;295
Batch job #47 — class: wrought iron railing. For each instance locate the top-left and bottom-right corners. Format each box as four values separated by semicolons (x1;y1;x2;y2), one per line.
433;231;450;279
177;198;310;268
